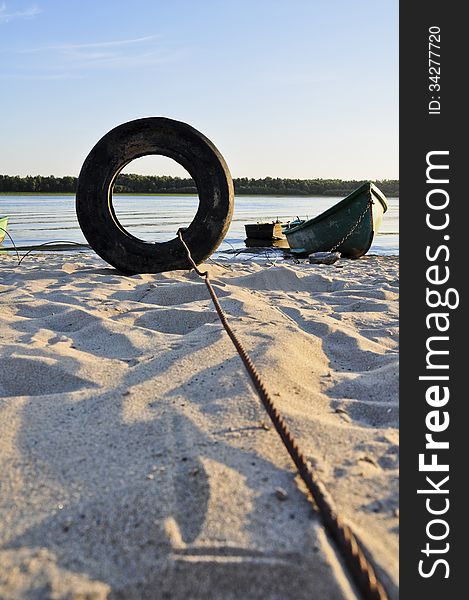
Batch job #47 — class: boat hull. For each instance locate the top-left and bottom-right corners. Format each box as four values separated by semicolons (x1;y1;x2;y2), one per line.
283;183;387;258
244;222;285;240
0;217;8;244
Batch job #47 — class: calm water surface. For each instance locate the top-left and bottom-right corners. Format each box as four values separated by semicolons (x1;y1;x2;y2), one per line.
1;194;399;257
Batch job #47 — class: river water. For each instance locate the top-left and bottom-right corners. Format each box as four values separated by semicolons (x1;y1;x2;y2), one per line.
1;194;398;257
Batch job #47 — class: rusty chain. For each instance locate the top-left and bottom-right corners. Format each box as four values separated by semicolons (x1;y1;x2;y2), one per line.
177;230;389;600
329;200;373;253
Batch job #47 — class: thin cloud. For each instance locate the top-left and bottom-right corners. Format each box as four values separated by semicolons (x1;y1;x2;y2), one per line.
4;72;86;81
54;35;160;51
21;35;160;54
0;3;42;23
48;35;168;69
5;34;182;79
64;50;176;70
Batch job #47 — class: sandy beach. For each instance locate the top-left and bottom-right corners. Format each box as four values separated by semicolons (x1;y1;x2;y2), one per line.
0;252;398;599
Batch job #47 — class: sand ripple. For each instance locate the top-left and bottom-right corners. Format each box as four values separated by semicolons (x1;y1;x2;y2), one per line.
0;253;398;599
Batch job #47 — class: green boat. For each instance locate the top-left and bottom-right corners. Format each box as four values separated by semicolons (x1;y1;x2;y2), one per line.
283;182;388;258
0;216;8;244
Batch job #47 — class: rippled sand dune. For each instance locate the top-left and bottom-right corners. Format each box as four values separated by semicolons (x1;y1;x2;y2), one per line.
0;253;398;599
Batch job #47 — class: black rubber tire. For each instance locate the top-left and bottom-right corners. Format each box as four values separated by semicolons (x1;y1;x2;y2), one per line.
76;117;234;274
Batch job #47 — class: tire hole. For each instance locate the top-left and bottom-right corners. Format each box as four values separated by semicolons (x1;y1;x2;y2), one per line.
112;155;199;243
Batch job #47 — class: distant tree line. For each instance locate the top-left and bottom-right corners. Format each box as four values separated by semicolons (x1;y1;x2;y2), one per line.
0;175;77;193
0;174;399;196
233;177;399;196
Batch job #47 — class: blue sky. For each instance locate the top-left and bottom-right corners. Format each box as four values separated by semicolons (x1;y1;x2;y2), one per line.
0;1;398;179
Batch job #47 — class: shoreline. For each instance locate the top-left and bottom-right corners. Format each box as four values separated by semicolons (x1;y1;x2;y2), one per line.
1;192;400;198
0;253;399;599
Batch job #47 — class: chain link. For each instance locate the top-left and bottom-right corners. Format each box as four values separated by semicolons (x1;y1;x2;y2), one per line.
329;200;373;253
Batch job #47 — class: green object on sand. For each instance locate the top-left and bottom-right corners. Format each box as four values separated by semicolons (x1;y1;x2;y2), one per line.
0;216;8;244
283;182;388;258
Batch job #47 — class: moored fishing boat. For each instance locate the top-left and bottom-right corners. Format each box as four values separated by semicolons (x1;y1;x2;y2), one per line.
0;216;8;243
244;220;285;241
282;182;387;258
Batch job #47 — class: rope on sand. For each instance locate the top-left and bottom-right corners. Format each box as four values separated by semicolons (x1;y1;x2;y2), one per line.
0;228;87;267
177;228;390;600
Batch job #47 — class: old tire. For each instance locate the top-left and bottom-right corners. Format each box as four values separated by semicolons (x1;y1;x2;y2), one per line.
76;117;234;274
